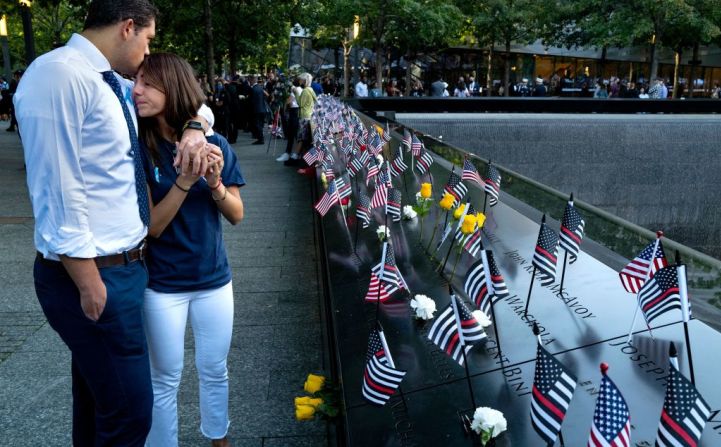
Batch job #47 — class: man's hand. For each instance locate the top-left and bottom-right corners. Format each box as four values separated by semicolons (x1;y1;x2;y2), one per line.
79;279;107;321
175;134;209;176
59;256;107;322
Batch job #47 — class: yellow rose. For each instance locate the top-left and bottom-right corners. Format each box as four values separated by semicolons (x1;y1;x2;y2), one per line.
461;215;477;234
439;193;455;211
295;404;316;421
453;204;466;220
476;213;486;229
304;374;325;394
295;396;323;408
420;183;432;199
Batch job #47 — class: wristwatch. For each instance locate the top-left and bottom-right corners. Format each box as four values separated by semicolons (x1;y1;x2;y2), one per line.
182;120;204;133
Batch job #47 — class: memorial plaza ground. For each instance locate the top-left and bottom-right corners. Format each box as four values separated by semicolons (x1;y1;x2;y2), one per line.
0;125;330;446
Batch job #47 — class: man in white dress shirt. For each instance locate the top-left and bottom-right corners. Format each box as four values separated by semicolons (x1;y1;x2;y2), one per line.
14;1;210;445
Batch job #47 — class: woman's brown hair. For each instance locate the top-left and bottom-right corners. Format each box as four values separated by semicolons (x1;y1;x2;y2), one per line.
137;53;206;163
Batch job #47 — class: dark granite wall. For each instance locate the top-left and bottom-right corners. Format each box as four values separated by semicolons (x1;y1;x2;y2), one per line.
397;113;721;257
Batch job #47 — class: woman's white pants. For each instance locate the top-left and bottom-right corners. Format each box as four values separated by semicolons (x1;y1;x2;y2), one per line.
143;281;234;446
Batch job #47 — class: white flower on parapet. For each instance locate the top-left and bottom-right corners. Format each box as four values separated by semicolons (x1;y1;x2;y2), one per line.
471;407;507;444
402;205;417;220
410;294;436;320
375;154;384;165
376;225;390;241
472;310;492;328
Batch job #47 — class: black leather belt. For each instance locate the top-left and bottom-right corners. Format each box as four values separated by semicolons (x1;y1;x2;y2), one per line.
36;241;147;269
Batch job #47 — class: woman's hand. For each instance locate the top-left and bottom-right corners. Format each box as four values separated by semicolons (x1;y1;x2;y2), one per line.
205;144;224;188
175;167;203;191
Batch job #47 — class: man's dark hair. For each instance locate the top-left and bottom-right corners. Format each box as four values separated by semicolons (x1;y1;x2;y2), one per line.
84;0;158;30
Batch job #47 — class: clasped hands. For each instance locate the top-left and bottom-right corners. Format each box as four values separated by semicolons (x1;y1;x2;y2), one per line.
173;135;224;189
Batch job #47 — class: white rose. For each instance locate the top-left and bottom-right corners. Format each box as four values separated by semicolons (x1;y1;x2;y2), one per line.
375;154;384;165
376;225;390;240
402;205;417;220
471;407;507;437
472;310;492;328
415;192;422;201
410;294;436;320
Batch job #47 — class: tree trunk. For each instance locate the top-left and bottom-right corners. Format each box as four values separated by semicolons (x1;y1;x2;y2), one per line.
405;55;413;96
503;39;511;97
334;47;341;81
486;46;493;97
343;42;351;97
228;31;238;76
672;49;682;99
649;29;661;81
688;42;699;98
375;45;383;92
203;0;215;89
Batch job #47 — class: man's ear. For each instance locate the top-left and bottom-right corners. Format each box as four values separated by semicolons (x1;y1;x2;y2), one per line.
119;19;135;41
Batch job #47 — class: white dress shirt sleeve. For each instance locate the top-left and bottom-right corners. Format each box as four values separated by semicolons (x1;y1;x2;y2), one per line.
16;61;96;258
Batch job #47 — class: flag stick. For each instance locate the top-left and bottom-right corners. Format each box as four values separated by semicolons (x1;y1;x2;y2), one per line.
482;160;492;214
558;194;573;296
524;266;537;318
448;248;463;284
676;252;696;385
438;202;470;273
626;231;663;343
353;178;362;254
427;165;456;252
480;248;504;365
450;286;477;410
374;239;388;323
559;251;569;297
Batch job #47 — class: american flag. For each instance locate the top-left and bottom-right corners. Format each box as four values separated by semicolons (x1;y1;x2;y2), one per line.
636;265;681;325
362;328;406;406
444;171;468;205
655;362;711;447
386;188;402;222
381;122;392;143
411;134;423;157
303;147;321;166
484;164;502;207
356;193;371;228
335;177;352;200
588;366;631;447
371;183;388;209
321;160;335;181
368;129;383;156
462;229;483;258
531;343;577;446
533;221;559;287
376;167;392;189
402;130;412;152
461;158;483;187
454;203;477;244
464;251;509;316
428;295;486;365
348;149;369;178
619;239;668;294
415;150;434;175
314;181;339;217
371;242;406;291
390;153;408;178
366;159;380;186
559;201;585;264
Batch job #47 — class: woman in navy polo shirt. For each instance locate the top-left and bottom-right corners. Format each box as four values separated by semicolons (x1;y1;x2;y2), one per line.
134;53;244;447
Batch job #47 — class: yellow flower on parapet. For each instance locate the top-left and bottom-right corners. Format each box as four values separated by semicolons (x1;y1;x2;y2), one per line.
476;213;486;229
295;404;316;421
304;374;326;394
462;215;477;234
295;396;324;408
439;193;455;210
420;183;432;199
453;203;467;220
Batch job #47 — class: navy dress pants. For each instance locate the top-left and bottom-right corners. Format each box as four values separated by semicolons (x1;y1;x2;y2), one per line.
34;258;153;446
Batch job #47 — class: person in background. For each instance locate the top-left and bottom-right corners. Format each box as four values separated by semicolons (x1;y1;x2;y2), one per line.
276;77;300;162
355;75;368;97
532;77;547;97
14;1;211;444
385;79;401;97
249;75;267;145
310;76;323;96
134;52;244;447
430;74;445;97
410;79;424;97
453;77;470;97
593;80;608;98
284;72;316;167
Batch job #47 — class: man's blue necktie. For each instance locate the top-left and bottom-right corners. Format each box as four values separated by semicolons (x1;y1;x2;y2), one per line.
102;71;151;227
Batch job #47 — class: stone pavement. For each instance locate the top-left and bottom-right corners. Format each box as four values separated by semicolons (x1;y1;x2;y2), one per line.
0;123;329;447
